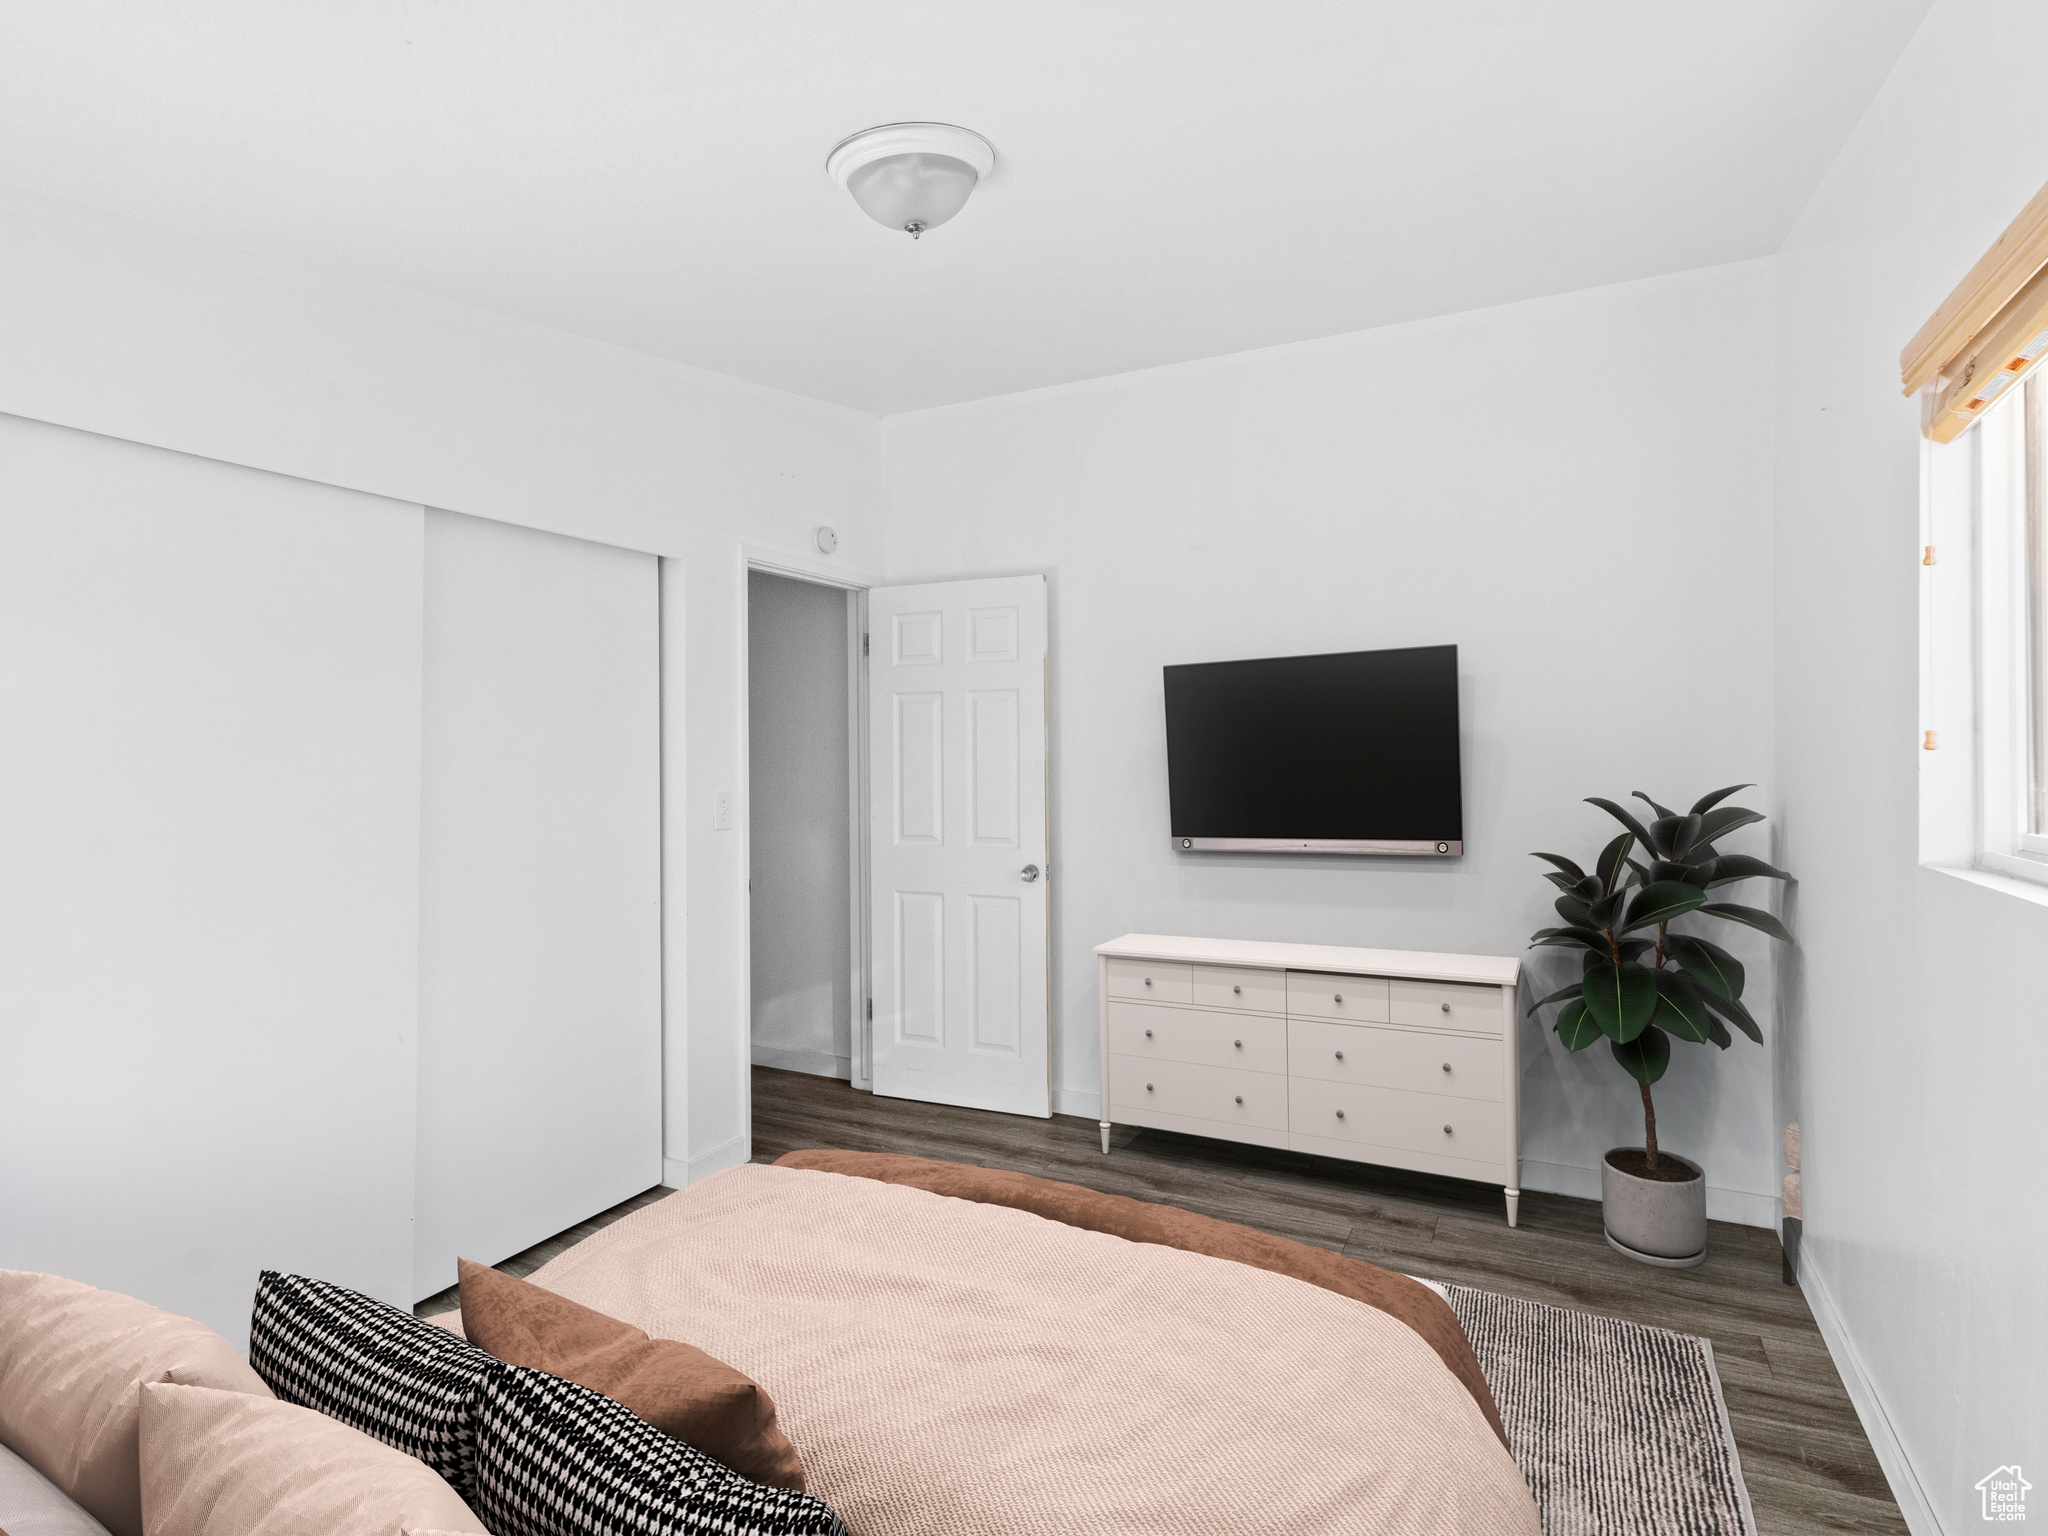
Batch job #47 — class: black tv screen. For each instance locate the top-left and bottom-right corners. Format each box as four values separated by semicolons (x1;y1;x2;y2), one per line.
1162;644;1462;854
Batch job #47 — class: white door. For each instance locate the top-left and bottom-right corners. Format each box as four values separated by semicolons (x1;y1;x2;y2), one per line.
414;510;663;1299
868;575;1049;1117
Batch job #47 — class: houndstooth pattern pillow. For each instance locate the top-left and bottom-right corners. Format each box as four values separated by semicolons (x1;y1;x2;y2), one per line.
248;1270;504;1499
474;1366;847;1536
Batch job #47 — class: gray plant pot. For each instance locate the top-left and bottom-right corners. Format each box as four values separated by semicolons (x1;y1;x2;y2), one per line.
1601;1147;1707;1268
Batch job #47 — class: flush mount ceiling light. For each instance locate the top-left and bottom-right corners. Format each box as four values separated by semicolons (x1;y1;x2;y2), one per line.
826;122;995;239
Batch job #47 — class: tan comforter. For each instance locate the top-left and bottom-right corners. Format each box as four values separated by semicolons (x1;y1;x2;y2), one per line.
525;1163;1538;1535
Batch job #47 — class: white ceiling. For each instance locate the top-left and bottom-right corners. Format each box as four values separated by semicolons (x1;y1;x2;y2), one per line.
0;2;1932;416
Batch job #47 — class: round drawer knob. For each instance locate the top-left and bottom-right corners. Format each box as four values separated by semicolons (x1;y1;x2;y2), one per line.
1336;1109;1346;1120
1333;993;1343;1003
1146;1083;1155;1092
1334;1050;1344;1061
1144;977;1153;987
1442;1062;1452;1073
1233;1039;1242;1048
1441;1002;1451;1013
1232;984;1242;994
1443;1124;1453;1135
1234;1095;1244;1105
1144;1028;1153;1038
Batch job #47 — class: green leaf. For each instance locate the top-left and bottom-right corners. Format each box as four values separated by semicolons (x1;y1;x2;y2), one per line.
1529;926;1611;951
1554;894;1593;927
1632;791;1679;821
1621;880;1708;933
1652;971;1715;1044
1627;857;1654;885
1525;983;1584;1017
1586;797;1655;848
1698;805;1766;845
1690;783;1754;816
1587;888;1626;927
1646;815;1681;856
1581;962;1658;1043
1532;851;1587;882
1701;902;1792;942
1541;870;1579;891
1700;987;1764;1045
1706;854;1791;886
1649;858;1715;886
1610;1025;1672;1085
1555;999;1602;1051
1614;938;1653;965
1596;833;1635;894
1669;812;1708;858
1703;1013;1732;1049
1665;934;1745;1000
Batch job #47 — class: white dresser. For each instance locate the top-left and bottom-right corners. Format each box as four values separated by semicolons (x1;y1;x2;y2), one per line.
1095;933;1524;1225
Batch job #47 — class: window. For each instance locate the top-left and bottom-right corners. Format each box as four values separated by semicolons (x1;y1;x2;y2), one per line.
1951;378;2048;885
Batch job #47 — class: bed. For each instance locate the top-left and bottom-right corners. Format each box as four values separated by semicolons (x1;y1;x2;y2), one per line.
515;1152;1541;1536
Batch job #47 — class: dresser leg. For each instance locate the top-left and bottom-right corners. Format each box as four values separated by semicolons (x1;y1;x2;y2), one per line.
1099;1121;1112;1154
1504;1188;1520;1228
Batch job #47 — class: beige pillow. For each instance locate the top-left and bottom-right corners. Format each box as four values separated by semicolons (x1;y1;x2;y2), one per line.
0;1271;274;1536
138;1384;487;1536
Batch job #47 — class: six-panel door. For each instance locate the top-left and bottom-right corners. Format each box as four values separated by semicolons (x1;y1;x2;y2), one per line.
869;575;1051;1117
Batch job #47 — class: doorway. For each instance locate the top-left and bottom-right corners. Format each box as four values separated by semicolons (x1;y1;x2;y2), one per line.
746;567;866;1087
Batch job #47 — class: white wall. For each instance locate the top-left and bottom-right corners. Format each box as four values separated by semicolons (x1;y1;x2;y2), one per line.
747;570;854;1079
0;415;424;1345
881;260;1785;1223
1771;0;2048;1525
0;185;891;1188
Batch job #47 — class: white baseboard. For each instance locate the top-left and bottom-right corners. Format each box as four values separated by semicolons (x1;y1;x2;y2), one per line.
1798;1250;1943;1535
663;1134;749;1190
1519;1157;1779;1230
750;1043;852;1080
1051;1087;1100;1119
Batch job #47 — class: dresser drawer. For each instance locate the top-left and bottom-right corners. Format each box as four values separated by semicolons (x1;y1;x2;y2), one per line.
1388;978;1503;1034
1109;1055;1289;1132
1285;972;1390;1023
1107;1001;1286;1074
1105;957;1192;1005
1287;1020;1503;1101
1288;1078;1506;1166
1189;964;1287;1014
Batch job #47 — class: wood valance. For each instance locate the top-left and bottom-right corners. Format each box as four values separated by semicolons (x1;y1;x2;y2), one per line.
1902;177;2048;441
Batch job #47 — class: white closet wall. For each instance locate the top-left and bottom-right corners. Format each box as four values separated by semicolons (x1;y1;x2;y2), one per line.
414;509;662;1299
0;414;426;1345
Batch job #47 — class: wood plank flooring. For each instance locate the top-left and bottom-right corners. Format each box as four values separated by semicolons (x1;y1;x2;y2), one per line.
430;1066;1909;1536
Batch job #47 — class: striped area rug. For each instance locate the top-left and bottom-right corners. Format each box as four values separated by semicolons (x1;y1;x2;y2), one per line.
1441;1285;1756;1536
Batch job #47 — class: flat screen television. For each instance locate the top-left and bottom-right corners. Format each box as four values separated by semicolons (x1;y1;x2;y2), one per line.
1162;644;1462;855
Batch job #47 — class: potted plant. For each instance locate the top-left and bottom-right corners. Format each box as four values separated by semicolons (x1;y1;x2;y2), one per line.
1526;786;1792;1267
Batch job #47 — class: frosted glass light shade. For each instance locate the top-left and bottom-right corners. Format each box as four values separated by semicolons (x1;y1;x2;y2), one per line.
827;123;995;237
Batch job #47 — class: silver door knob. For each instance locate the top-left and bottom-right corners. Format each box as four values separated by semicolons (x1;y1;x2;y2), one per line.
1144;1029;1153;1038
1021;865;1040;882
1233;984;1241;994
1234;1095;1244;1105
1336;1109;1346;1120
1146;1083;1154;1092
1441;1002;1450;1012
1334;1050;1344;1060
1442;1062;1452;1073
1334;993;1343;1003
1443;1124;1453;1135
1233;1039;1242;1048
1143;977;1152;986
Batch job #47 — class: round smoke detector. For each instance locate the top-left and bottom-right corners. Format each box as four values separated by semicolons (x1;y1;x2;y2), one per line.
826;122;996;239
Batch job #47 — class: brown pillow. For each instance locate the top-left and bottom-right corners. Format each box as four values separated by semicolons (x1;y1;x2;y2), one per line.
455;1259;805;1490
0;1270;275;1536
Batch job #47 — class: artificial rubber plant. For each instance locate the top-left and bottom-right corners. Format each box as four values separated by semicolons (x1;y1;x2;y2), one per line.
1526;786;1793;1171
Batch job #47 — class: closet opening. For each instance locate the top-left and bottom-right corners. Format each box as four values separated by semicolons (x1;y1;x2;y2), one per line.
744;566;869;1098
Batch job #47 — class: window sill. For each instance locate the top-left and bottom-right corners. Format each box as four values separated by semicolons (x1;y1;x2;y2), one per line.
1924;860;2048;910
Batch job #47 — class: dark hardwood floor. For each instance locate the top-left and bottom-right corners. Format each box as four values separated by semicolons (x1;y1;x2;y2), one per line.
426;1065;1907;1536
751;1067;1904;1536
